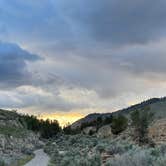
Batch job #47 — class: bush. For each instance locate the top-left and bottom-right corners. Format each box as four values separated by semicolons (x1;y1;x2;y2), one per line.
0;160;5;166
111;115;128;135
155;154;166;166
130;107;154;145
45;133;166;166
60;152;101;166
63;124;81;135
106;144;126;155
105;145;166;166
21;147;33;155
105;150;153;166
87;153;101;166
95;143;107;153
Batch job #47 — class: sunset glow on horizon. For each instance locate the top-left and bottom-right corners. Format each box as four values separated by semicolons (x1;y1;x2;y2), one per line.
38;112;85;127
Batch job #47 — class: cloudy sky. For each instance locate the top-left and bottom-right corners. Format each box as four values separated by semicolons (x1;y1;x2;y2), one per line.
0;0;166;125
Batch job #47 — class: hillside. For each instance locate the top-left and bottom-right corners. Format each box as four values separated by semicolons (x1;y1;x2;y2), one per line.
45;97;166;166
45;97;165;166
0;109;41;165
71;97;166;129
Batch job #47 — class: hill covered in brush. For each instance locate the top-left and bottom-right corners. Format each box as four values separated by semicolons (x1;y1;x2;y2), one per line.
46;97;166;166
71;97;166;130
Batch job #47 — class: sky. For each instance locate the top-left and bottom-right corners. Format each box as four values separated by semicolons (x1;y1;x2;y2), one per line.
0;0;166;125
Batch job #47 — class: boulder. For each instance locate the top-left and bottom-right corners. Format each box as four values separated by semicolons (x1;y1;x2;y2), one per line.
97;125;113;138
82;126;97;135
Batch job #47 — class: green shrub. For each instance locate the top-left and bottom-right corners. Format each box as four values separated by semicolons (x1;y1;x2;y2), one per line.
111;115;128;135
95;143;106;153
0;160;5;166
45;133;166;166
155;154;166;166
105;149;153;166
130;107;154;145
60;152;101;166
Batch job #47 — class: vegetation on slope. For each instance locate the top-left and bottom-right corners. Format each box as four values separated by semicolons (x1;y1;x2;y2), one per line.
0;109;62;139
111;115;128;135
131;107;154;145
63;115;113;135
71;97;166;130
0;126;28;138
45;134;166;166
19;114;62;139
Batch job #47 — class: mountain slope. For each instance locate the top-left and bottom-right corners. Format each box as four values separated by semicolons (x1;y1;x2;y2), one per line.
71;97;166;129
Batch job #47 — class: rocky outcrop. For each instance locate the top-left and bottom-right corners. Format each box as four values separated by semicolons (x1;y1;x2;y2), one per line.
97;125;113;138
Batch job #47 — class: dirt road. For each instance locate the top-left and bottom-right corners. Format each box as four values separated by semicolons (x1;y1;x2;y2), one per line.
24;149;50;166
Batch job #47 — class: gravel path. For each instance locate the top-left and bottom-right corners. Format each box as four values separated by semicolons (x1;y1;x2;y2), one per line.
24;149;50;166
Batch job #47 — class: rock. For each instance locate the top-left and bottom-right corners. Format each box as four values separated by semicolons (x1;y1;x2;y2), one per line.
82;126;97;135
97;125;113;138
59;151;66;155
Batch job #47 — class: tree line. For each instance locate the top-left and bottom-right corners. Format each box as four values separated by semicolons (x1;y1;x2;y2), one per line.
19;115;61;139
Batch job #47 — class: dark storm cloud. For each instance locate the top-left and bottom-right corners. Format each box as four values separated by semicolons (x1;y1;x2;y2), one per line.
0;41;40;87
0;0;166;113
111;41;166;75
1;0;166;50
63;0;166;45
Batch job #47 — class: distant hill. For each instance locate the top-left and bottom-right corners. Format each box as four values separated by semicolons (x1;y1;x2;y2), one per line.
71;97;166;129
